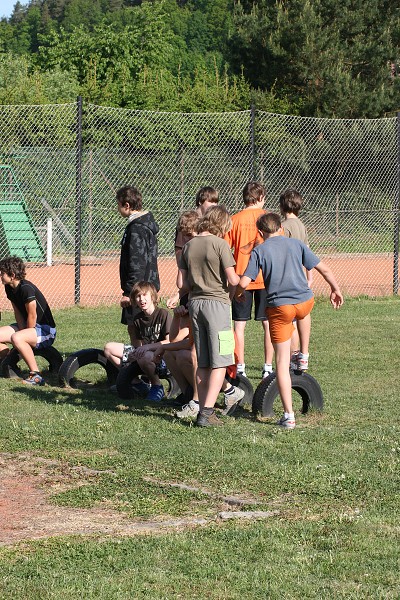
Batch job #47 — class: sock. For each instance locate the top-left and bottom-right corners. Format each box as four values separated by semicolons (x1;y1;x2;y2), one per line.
224;385;235;396
237;363;245;372
299;353;309;359
263;363;273;371
284;412;295;420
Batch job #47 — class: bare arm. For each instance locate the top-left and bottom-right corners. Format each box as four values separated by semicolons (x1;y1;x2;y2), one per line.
234;275;252;301
314;261;343;308
12;302;26;330
25;300;37;329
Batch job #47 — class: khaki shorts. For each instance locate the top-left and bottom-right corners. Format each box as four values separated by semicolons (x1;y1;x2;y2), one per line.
267;297;314;344
188;299;234;369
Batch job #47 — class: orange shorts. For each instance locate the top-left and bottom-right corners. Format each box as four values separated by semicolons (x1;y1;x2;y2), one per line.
266;297;315;344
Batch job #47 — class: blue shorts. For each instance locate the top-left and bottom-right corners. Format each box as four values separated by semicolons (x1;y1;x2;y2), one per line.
11;323;56;349
35;324;56;348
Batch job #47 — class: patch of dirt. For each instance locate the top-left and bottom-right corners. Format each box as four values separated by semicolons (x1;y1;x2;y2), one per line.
0;453;277;546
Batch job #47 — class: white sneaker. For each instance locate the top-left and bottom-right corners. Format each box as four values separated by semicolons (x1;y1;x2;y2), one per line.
175;400;199;419
222;386;245;416
262;365;273;378
277;415;296;429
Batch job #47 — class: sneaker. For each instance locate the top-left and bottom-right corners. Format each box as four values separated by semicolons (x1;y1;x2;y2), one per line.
290;352;300;370
146;384;164;402
23;372;44;386
131;380;151;396
262;365;273;379
175;400;199;419
196;410;224;427
297;354;309;371
222;386;245;416
277;415;296;430
237;369;247;378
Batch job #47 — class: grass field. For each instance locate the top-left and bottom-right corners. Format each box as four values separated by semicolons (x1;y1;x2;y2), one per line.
0;297;399;599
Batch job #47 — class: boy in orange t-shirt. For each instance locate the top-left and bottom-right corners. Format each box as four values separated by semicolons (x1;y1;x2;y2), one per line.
225;181;274;378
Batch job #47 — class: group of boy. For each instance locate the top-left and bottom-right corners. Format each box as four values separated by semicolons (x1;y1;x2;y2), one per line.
0;181;343;430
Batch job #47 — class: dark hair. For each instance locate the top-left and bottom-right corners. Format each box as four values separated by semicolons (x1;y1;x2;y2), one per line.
177;210;200;236
243;181;266;206
256;212;282;235
279;188;303;216
116;185;143;211
0;256;26;280
130;281;158;306
197;205;232;237
195;186;219;207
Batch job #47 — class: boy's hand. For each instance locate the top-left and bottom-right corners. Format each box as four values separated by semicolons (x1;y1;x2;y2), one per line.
235;290;246;303
330;289;343;309
120;295;131;308
152;346;165;363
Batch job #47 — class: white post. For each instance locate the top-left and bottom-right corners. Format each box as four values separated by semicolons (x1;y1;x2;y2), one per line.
47;218;53;266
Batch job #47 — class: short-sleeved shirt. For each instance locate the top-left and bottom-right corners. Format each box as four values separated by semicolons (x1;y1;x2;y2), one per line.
131;307;172;344
244;236;320;307
180;234;236;304
281;217;309;245
224;207;266;290
5;280;55;327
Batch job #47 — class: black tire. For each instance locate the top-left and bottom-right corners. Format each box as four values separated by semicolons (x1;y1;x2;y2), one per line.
252;371;324;417
116;361;180;401
58;348;119;388
225;372;254;407
1;346;64;379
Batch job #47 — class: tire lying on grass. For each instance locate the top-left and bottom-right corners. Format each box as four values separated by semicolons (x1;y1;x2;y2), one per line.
252;371;323;417
116;361;180;401
1;346;64;378
58;348;119;388
225;372;254;407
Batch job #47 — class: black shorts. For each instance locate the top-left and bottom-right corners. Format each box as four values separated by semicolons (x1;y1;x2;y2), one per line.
121;305;141;326
232;288;267;321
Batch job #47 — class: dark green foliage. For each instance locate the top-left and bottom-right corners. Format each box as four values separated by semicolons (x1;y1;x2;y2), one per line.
0;0;399;116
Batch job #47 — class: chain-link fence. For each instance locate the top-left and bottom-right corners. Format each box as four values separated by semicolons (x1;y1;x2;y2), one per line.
0;100;398;310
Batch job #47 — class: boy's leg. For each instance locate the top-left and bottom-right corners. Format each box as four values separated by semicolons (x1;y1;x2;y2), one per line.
233;320;246;366
103;342;125;368
197;366;226;410
273;339;293;414
0;325;19;360
10;328;39;372
262;319;274;367
296;313;311;356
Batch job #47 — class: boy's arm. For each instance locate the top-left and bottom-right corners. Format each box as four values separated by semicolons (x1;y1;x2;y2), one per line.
313;261;343;308
25;300;38;328
12;302;26;330
235;275;252;302
225;266;240;300
128;336;171;361
178;268;190;295
152;337;192;362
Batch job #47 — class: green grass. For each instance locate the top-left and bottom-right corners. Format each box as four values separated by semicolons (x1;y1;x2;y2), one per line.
0;298;399;599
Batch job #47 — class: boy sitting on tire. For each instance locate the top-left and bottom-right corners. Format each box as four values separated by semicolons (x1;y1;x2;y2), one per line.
0;256;56;386
104;281;172;402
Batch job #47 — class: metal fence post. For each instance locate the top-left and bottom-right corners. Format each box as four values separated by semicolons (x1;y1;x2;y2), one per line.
250;104;256;179
394;113;400;295
75;96;83;304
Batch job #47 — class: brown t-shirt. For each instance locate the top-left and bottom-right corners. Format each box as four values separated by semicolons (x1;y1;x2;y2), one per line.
180;234;235;304
281;217;309;245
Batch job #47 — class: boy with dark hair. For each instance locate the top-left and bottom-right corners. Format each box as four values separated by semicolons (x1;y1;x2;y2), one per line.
195;186;219;213
104;281;172;402
0;256;56;386
116;185;160;344
236;213;343;430
225;181;274;379
279;188;313;368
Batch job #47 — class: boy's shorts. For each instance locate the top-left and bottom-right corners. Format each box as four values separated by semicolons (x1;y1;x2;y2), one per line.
266;298;314;344
11;323;56;349
189;299;234;369
232;289;267;321
35;324;56;348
